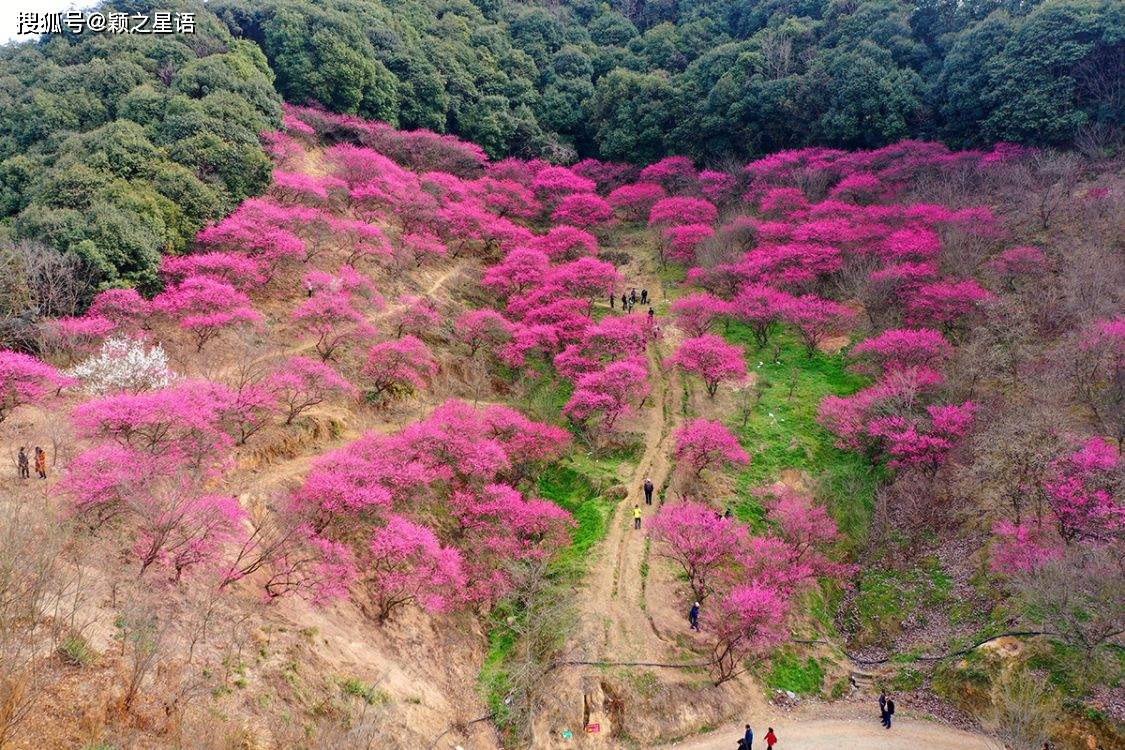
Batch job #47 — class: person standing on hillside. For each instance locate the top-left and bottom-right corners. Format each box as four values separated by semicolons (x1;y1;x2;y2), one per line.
643;477;654;505
34;447;46;479
630;288;637;304
885;697;895;728
689;601;700;631
647;306;654;322
609;293;615;309
765;727;777;748
17;447;29;479
621;293;628;309
878;691;887;723
641;288;648;304
740;724;753;749
633;504;642;530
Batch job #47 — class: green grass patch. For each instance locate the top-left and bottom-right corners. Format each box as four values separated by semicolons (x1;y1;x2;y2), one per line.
721;325;883;547
339;677;389;705
849;556;953;644
765;648;825;695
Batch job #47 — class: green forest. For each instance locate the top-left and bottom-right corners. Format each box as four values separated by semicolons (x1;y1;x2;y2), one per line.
0;0;1121;291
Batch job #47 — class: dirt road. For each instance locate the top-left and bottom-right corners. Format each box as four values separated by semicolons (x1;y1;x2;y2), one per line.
661;716;993;750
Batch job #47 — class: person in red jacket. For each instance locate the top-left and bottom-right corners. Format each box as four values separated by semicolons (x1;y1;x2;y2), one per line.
765;728;777;748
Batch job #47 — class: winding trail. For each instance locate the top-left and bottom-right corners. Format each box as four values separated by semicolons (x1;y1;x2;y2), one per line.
575;270;684;663
661;715;992;750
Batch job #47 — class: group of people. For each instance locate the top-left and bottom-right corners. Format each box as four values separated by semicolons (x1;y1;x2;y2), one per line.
739;725;778;748
611;287;653;317
16;446;47;479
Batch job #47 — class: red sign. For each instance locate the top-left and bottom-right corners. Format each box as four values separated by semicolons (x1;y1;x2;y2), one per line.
585;723;601;734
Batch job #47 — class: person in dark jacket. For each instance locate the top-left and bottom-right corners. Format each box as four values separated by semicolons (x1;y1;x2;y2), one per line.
641;288;648;304
643;478;654;505
17;447;29;479
630;288;637;304
885;698;895;728
609;293;615;309
648;306;655;321
879;692;887;726
689;602;700;631
741;725;753;748
621;293;628;309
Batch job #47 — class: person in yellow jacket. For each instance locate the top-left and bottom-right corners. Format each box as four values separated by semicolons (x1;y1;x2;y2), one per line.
633;504;642;530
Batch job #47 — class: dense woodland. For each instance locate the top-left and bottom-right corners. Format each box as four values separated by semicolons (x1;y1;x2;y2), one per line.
0;1;1121;749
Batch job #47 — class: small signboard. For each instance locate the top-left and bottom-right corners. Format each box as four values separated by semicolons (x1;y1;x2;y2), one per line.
585;723;601;734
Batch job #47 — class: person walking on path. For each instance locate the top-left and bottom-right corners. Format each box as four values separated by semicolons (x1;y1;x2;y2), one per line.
633;504;642;530
17;447;29;479
621;293;628;309
34;447;46;479
630;288;638;304
765;728;777;749
879;692;888;726
643;478;654;505
689;601;700;631
885;697;895;729
609;293;615;309
740;725;753;749
641;289;648;304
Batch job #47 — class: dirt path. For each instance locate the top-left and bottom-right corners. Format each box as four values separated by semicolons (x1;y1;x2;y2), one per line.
575;272;683;662
662;715;992;750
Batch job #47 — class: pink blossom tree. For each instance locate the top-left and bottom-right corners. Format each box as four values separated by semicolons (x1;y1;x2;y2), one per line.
707;583;789;685
760;484;841;575
152;276;263;352
87;288;150;332
650;501;749;602
366;516;466;623
1045;437;1123;543
673;419;750;480
781;295;856;357
363;336;437;402
849;328;951;375
667;334;747;398
728;284;794;348
456;309;515;357
134;487;247;580
563;358;650;435
267;356;357;425
905;279;993;331
531;225;599;261
162;252;265;291
607;182;666;221
547;257;623;303
989;519;1064;574
662;223;714;265
292;290;377;361
648;197;718;228
639;156;698;194
0;351;67;423
552;193;614;229
481;248;550;299
390;295;442;339
699;170;737;204
670;293;728;337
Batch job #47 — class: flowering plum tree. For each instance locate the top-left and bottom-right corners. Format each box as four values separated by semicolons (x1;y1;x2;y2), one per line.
292;290;377;361
547;257;622;302
363;336;437;402
473;177;541;219
649;197;718;228
905;279;993;331
990;519;1064;574
639;156;697;193
699;170;737;204
650;501;749;601
707;583;788;685
267;356;356;425
663;224;715;265
456;309;514;357
161;252;265;291
673;419;750;479
531;226;599;261
781;295;856;357
481;248;550;299
849;328;951;375
65;336;175;395
552;193;614;229
728;284;794;348
390;295;442;338
87;288;150;332
0;350;67;422
758;187;809;217
563;358;650;435
1073;317;1124;448
670;293;728;337
879;227;942;262
1045;437;1123;543
366;516;466;623
667;335;747;398
531;166;595;204
153;276;263;352
760;484;841;575
134;487;247;580
607;182;666;221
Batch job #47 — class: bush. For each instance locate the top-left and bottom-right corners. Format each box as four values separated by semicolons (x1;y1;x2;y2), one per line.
57;634;96;667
